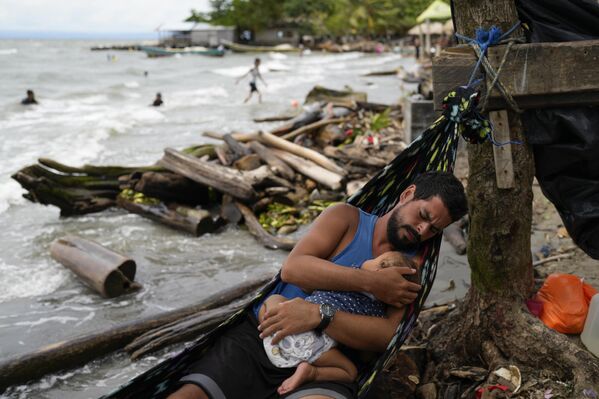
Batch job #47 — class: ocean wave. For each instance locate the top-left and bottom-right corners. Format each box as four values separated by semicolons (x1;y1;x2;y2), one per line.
268;52;288;60
212;65;251;77
166;86;229;108
0;259;69;303
123;81;140;89
0;48;18;55
0;181;25;215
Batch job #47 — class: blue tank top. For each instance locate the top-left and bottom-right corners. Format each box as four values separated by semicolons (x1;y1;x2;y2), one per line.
253;208;379;317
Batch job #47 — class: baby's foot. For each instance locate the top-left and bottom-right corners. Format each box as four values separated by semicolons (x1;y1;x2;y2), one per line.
277;362;316;395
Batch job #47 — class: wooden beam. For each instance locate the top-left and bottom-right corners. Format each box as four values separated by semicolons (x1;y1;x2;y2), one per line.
489;110;515;189
432;40;599;110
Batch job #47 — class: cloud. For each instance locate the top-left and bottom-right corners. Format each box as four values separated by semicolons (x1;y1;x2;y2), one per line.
0;0;210;32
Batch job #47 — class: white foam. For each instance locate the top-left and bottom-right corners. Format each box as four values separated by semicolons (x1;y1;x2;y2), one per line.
264;61;290;72
0;48;18;55
268;52;287;60
212;65;252;77
167;86;229;108
15;316;80;328
0;260;69;303
123;81;140;88
0;181;25;215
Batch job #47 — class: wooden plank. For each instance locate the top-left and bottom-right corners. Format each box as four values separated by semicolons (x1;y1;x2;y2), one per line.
489;110;515;189
432;39;599;110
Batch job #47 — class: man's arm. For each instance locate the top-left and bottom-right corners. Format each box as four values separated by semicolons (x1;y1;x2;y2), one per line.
281;204;421;307
259;298;405;352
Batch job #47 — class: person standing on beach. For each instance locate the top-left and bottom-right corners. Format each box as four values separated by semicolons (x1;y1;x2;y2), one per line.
236;58;267;103
21;90;38;105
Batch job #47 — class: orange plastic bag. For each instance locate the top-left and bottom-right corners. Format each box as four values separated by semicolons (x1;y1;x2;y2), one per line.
534;273;598;334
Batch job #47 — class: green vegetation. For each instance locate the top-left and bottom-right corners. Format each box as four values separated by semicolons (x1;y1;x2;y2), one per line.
119;189;161;205
259;200;338;233
187;0;447;37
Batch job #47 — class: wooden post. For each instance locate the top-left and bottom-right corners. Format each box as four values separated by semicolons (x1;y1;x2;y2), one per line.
489;110;515;188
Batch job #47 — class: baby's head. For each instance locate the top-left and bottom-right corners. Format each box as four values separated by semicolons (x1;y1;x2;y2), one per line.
362;251;422;283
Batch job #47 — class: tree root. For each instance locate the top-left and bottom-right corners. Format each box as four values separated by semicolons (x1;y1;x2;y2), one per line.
425;289;599;397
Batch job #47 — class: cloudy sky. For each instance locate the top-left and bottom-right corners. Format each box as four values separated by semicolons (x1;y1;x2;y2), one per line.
0;0;210;32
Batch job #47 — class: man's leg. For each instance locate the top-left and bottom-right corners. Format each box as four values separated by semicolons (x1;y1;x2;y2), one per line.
280;380;356;399
166;383;209;399
298;396;337;399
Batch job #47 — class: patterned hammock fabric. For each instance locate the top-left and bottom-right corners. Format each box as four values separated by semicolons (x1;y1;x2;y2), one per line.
101;86;489;399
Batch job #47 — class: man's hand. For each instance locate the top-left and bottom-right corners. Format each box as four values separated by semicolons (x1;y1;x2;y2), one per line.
258;298;320;344
368;266;421;307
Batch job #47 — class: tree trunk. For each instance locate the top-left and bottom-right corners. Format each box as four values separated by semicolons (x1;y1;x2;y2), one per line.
424;1;599;397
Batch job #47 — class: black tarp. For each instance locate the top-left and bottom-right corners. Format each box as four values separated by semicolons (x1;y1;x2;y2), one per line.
516;0;599;259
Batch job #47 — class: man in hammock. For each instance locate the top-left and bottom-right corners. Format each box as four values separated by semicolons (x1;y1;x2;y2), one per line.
168;171;467;399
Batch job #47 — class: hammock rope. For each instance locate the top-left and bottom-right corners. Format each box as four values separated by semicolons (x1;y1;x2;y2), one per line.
101;85;493;399
454;22;525;147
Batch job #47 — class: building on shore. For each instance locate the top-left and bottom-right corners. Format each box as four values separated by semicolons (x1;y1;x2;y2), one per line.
253;24;301;46
158;22;234;48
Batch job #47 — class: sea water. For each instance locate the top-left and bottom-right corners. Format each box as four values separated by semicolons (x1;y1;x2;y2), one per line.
0;39;467;398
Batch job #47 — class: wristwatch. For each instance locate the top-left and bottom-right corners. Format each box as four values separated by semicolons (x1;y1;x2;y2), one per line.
315;303;336;334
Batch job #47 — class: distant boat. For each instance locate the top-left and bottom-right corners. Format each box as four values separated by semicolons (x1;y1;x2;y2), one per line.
221;40;300;53
140;46;225;58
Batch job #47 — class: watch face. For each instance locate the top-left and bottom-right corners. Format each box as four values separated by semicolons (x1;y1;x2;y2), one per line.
321;303;336;318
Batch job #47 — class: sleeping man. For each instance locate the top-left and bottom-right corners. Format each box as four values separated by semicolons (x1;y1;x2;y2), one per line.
168;171;467;399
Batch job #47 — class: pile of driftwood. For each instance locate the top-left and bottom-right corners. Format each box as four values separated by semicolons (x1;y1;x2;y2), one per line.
12;86;407;250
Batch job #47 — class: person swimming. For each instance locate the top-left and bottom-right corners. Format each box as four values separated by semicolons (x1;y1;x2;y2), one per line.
152;92;163;107
21;90;38;105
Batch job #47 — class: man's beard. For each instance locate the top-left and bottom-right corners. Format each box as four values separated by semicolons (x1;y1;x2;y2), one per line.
387;207;421;252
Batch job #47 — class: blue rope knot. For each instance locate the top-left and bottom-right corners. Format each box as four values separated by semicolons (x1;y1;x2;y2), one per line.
474;25;503;53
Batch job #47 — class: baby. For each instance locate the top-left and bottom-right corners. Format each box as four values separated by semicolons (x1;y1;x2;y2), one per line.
258;251;421;394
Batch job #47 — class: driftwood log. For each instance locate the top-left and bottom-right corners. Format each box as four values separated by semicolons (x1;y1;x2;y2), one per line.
50;235;140;298
158;148;257;201
323;146;388;168
126;303;243;360
11;165;118;216
235;201;296;250
280;117;346;141
117;196;221;236
256;131;346;176
125;171;212;206
248;141;295;180
271;149;344;191
0;276;272;392
223;133;251;161
253;114;296;123
11;159;160;216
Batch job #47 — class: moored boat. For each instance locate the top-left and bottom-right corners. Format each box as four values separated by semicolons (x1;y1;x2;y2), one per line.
221;40;300;53
140;46;225;58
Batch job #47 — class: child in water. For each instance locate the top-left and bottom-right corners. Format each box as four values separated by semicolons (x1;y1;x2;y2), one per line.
236;58;267;103
258;251;421;394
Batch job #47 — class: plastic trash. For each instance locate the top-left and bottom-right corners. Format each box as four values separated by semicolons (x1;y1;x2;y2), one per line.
581;293;599;357
534;273;598;334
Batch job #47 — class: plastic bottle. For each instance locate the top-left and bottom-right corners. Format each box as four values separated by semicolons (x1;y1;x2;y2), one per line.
581;294;599;357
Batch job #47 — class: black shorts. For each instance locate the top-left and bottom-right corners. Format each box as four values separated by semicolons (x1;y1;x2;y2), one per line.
250;82;258;92
179;312;357;399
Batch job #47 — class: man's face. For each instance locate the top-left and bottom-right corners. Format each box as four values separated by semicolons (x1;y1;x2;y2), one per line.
387;195;452;252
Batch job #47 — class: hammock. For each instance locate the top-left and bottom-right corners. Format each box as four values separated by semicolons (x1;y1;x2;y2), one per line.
101;86;490;399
